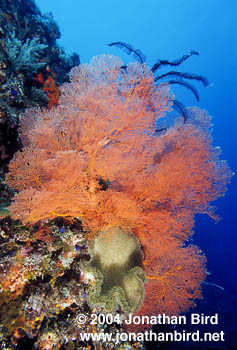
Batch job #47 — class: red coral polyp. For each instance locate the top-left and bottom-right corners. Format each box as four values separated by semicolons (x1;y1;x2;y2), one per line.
6;54;233;326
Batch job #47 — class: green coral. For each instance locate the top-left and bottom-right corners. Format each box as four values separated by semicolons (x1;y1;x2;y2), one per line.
5;31;47;75
81;227;146;313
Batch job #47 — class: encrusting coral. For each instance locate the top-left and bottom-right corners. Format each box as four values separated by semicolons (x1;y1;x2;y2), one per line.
81;226;146;313
6;54;233;328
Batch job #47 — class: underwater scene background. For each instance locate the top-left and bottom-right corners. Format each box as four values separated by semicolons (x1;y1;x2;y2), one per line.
0;0;236;349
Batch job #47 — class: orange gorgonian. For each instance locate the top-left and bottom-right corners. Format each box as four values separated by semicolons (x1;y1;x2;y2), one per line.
6;55;233;326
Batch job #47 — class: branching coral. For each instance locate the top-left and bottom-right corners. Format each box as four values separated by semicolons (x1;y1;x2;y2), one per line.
6;54;233;327
5;31;47;75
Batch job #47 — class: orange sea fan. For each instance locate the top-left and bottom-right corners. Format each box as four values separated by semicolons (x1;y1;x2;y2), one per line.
6;54;233;323
126;244;206;332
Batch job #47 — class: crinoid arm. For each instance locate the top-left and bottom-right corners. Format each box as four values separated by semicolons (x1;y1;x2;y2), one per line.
172;99;188;123
151;50;199;72
108;42;146;64
155;71;209;87
160;79;200;101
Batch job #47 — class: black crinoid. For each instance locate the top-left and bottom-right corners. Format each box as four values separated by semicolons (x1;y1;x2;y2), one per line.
108;42;209;130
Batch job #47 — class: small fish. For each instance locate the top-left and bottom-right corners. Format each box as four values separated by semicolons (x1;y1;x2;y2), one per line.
60;226;65;233
11;88;17;96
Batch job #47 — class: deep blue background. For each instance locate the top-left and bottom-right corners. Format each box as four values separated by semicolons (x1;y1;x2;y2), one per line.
36;0;237;345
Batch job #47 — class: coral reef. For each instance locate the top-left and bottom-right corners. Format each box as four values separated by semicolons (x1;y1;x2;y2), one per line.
5;54;233;336
0;0;80;172
0;0;80;236
0;2;233;348
0;217;146;349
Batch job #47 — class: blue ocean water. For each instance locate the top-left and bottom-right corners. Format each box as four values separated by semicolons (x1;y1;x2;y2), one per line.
36;0;237;346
